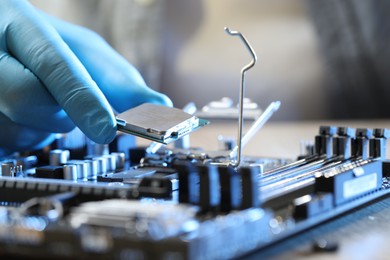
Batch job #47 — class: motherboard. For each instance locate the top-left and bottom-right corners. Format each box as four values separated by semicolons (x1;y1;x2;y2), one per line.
0;27;387;259
0;124;388;259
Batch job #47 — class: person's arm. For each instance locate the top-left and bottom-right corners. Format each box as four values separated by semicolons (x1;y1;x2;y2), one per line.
0;0;171;157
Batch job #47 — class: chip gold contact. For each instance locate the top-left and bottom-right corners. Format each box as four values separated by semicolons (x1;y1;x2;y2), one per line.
116;103;209;144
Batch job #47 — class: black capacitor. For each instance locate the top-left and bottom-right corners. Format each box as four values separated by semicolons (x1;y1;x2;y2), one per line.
173;160;199;204
315;126;337;158
218;165;241;213
239;165;261;209
353;128;373;159
333;127;355;159
129;147;147;166
198;164;220;213
373;128;390;139
382;160;390;177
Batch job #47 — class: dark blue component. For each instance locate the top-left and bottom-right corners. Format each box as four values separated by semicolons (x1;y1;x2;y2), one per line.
315;160;382;206
198;164;220;212
337;126;356;137
137;173;177;198
353;128;373;159
382;160;390;177
319;126;337;136
174;160;199;204
315;126;337;158
35;165;64;179
239;165;260;209
218;165;241;212
128;147;147;165
373;128;390;139
333;127;355;159
369;128;390;160
356;128;374;138
370;139;386;160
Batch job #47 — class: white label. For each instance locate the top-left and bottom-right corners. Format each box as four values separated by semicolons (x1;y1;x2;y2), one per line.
343;173;377;199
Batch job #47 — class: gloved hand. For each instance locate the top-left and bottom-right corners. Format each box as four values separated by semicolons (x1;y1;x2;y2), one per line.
0;0;172;157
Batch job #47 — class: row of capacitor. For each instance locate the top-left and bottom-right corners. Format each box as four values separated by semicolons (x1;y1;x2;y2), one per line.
35;149;126;181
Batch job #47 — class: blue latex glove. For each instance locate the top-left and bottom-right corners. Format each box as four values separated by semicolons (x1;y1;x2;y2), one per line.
0;0;172;157
40;12;173;114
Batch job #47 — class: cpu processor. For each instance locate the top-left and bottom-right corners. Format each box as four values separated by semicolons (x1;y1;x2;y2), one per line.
116;103;209;144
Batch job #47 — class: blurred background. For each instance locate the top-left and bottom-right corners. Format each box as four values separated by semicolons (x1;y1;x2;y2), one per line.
30;0;390;121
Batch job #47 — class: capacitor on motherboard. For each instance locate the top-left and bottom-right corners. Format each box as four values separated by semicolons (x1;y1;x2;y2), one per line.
92;157;107;176
103;154;117;172
84;159;98;179
66;160;89;179
49;149;70;166
111;152;125;170
63;164;78;181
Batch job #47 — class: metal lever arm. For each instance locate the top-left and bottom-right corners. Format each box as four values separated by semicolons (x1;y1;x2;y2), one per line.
224;27;257;167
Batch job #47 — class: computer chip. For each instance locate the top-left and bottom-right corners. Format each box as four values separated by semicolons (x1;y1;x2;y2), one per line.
116;103;209;144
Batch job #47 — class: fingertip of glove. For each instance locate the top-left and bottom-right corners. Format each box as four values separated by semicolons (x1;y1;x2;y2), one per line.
101;128;117;144
149;92;173;107
158;95;173;107
95;122;117;144
83;115;116;144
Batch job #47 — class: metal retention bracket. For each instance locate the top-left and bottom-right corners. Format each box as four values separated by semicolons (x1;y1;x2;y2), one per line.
229;101;281;160
224;27;257;167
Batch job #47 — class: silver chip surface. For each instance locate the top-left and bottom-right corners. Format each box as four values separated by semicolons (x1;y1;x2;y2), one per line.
116;103;209;144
